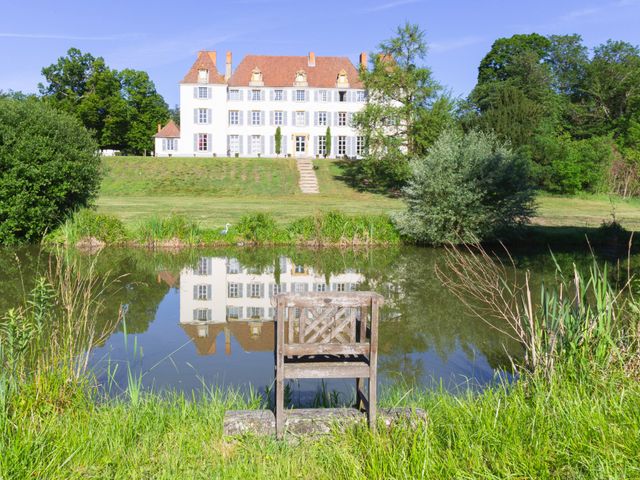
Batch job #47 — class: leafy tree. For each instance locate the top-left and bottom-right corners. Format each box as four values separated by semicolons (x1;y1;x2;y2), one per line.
0;98;102;244
325;127;331;158
39;48;169;154
119;69;170;154
275;126;282;156
394;130;536;244
353;23;451;191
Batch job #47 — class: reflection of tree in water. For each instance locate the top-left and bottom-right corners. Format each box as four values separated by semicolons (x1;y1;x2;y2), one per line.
378;353;425;386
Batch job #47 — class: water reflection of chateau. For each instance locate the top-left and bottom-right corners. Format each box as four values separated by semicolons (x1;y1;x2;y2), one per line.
178;257;364;355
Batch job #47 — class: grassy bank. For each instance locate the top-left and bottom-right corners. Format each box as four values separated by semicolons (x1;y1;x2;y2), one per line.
46;210;401;247
1;251;639;478
2;369;638;479
96;157;640;232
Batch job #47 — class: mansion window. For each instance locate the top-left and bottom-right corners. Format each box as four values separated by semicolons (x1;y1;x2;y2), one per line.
197;69;209;83
295;111;306;127
318;90;329;102
196;257;211;275
338;91;347;102
197;133;209;151
273;89;284;101
226;258;241;274
228;135;240;154
197;108;209;124
251;89;262;101
318;111;327;126
356;136;365;156
295;89;306;102
314;283;328;292
251;111;262;125
248;283;264;298
247;307;264;319
269;283;286;297
291;282;308;293
274;111;283;125
318;136;327;156
337;135;347;156
250;135;262;154
229;110;239;125
338;112;347;126
227;306;242;320
228;282;242;298
228;89;241;101
197;86;209;99
162;138;177;151
194;284;211;300
193;308;212;321
356;90;366;102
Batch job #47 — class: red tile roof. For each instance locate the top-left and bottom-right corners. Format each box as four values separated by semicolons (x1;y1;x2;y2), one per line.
155;120;180;138
181;51;226;84
228;55;363;88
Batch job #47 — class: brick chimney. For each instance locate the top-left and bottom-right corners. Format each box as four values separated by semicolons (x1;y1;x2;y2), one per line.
157;123;162;133
308;51;316;67
359;51;368;69
225;51;232;81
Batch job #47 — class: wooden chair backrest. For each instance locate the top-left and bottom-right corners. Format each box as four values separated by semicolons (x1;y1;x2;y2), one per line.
275;292;384;358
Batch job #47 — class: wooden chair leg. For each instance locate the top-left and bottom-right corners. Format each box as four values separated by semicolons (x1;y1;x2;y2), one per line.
368;377;377;431
275;377;284;439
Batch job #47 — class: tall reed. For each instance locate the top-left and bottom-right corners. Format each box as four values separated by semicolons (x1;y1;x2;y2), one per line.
437;243;639;376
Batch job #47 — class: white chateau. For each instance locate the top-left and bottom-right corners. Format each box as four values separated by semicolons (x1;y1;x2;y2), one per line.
154;50;368;158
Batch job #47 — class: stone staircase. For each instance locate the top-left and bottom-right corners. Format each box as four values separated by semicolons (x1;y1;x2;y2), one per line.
296;158;319;194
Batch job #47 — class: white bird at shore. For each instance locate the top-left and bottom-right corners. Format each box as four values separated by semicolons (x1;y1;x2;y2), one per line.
221;223;231;235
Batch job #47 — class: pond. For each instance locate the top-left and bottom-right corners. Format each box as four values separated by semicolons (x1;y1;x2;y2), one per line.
1;245;635;403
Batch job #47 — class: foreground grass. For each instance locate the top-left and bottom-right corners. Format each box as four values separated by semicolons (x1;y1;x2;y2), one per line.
2;369;639;479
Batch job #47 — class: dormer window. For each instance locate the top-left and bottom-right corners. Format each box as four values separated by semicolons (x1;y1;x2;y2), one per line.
294;69;308;87
336;69;349;88
197;69;209;83
250;67;264;86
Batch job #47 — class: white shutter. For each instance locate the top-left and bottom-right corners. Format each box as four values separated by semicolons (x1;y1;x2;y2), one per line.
270;111;274;125
334;112;338;125
226;135;230;154
193;109;198;124
270;89;274;101
162;139;167;150
314;136;319;155
260;135;265;154
239;135;244;155
261;111;265;125
283;111;288;126
314;112;318;126
208;109;213;124
193;87;198;99
207;134;212;152
282;136;287;155
193;134;198;152
282;90;287;101
314;90;318;102
239;111;243;126
304;111;309;126
270;135;274;155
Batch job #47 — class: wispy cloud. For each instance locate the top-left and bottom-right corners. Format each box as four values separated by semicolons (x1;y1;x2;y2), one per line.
366;0;420;13
0;32;143;41
429;36;485;54
558;0;639;23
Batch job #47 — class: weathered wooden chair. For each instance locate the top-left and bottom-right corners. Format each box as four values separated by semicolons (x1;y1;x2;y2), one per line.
274;291;383;439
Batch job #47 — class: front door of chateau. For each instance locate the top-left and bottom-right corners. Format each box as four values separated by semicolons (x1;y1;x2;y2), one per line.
295;135;306;156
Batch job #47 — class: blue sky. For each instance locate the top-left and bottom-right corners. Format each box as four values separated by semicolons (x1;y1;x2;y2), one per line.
1;0;640;106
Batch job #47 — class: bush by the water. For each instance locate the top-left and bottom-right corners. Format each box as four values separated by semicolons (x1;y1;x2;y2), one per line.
394;129;536;244
0;98;102;244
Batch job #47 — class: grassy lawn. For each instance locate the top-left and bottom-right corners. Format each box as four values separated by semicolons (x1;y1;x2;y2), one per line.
97;157;403;228
97;156;640;231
